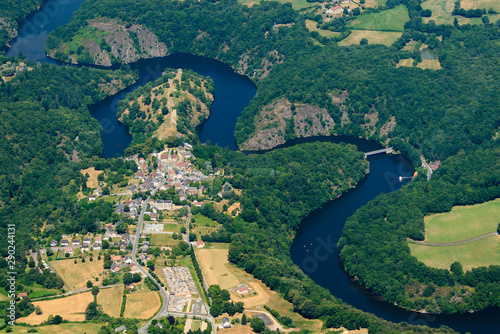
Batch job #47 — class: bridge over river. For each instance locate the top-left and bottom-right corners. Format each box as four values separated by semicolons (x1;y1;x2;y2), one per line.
364;147;393;158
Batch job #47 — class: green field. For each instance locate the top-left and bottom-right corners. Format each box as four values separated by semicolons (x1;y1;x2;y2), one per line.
149;233;179;247
348;5;409;31
409;235;500;270
1;322;103;334
338;30;402;46
423;198;500;243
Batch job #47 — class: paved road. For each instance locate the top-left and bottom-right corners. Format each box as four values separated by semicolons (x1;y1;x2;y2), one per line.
420;156;432;180
407;232;498;246
132;198;170;333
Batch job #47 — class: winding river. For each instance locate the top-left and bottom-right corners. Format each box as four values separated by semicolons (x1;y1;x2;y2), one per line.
6;0;499;332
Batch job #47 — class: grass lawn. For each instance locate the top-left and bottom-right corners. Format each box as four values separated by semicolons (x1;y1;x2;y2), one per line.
149;234;180;247
338;30;402;46
423;198;500;243
348;5;409;31
98;285;123;317
409;235;500;271
3;323;103;334
123;291;161;319
50;257;105;290
305;19;341;38
163;223;182;232
28;286;59;299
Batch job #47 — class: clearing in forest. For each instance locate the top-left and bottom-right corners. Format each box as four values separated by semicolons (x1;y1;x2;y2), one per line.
81;167;102;188
423;198;500;243
348;5;409;31
409;235;500;271
305;19;340;38
338;30;401;46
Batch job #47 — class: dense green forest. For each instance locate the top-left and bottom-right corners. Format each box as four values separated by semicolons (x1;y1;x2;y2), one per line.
0;57;137;317
46;0;499;164
339;146;500;313
0;0;44;48
1;0;499;330
192;143;455;333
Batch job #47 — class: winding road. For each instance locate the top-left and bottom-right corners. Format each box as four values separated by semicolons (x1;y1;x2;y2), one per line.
407;232;498;246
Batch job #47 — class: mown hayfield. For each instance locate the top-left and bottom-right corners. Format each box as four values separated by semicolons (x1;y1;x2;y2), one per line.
98;286;123;317
123;291;161;319
4;322;103;334
338;30;402;46
18;292;93;325
410;235;500;271
461;0;500;11
417;59;443;70
365;0;388;7
80;167;102;188
195;248;240;289
348;5;409;31
305;20;341;38
423;198;500;243
396;58;414;68
50;257;105;290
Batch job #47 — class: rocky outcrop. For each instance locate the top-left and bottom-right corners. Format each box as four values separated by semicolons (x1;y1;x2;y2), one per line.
240;98;335;151
51;18;168;66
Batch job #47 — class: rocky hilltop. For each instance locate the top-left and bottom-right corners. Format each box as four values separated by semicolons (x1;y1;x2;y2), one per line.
48;18;167;66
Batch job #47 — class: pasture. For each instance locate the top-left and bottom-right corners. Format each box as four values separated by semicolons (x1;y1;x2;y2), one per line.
123;291;161;319
409;235;500;271
348;5;409;31
50;257;105;290
338;30;402;46
423;198;500;243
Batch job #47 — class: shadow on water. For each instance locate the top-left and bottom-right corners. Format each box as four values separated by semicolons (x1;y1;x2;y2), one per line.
6;0;500;332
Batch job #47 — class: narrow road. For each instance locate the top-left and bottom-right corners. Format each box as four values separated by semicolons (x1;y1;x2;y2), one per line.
407;232;498;246
132;198;170;333
420;156;432;180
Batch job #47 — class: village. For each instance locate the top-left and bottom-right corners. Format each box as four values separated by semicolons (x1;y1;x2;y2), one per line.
14;142;346;334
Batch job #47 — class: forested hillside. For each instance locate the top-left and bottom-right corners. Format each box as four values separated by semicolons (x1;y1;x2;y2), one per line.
117;68;214;145
0;0;44;48
0;58;137;300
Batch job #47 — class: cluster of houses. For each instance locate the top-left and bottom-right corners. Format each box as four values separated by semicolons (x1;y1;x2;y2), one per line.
50;235;103;255
123;144;208;204
322;0;352;15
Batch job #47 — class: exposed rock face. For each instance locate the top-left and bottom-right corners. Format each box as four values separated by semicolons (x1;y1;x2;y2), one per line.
59;18;168;66
236;49;284;81
240;98;335;151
